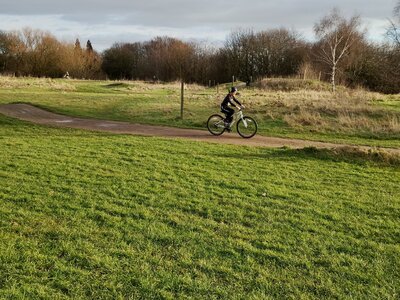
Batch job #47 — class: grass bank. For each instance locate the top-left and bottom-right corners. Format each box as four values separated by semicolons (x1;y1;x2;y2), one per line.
0;76;399;148
0;115;399;299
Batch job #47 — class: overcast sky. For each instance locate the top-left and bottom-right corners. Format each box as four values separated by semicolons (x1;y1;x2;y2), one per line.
0;0;398;51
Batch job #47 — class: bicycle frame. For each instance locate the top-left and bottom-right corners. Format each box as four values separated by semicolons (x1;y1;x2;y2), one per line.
227;110;247;128
213;109;247;130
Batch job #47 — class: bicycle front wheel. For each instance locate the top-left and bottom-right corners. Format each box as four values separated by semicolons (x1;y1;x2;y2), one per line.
237;116;257;138
207;114;226;136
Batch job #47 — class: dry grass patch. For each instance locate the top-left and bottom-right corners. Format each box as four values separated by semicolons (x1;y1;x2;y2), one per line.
337;113;400;133
257;78;332;92
241;85;400;135
0;76;76;91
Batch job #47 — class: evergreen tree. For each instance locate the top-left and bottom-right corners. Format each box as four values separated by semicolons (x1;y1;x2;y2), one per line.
86;40;93;52
75;38;81;50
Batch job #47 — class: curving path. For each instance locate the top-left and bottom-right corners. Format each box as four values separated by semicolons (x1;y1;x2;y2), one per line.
1;103;399;154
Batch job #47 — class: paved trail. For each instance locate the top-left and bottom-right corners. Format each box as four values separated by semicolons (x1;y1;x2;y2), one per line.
1;103;399;154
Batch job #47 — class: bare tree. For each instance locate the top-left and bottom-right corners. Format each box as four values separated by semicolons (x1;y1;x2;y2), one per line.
0;31;11;72
102;42;144;80
387;1;400;46
224;28;305;82
255;28;305;78
142;37;196;82
314;9;362;92
13;28;67;77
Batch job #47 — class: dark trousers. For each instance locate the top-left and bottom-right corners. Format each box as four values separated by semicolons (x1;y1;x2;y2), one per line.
221;106;234;122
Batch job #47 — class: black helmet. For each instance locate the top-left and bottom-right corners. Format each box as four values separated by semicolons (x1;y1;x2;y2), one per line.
230;87;238;93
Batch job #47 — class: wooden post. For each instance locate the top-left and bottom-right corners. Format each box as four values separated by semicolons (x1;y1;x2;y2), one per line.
232;76;235;87
180;80;184;119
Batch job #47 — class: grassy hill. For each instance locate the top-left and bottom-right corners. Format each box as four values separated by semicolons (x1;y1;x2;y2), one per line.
0;76;399;148
1;114;399;299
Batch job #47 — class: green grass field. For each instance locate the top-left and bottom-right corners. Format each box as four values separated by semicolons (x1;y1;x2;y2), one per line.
1;114;399;299
1;77;400;298
0;77;399;148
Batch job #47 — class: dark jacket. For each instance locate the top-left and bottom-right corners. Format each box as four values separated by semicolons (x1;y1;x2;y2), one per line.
221;94;242;108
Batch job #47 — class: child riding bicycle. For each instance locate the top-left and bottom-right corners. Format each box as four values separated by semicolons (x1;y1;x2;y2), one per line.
221;87;245;131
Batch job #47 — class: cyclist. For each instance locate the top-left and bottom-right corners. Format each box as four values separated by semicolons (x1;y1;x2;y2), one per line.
220;86;244;130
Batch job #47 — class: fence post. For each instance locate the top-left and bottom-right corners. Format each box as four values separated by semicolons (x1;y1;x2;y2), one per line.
180;80;184;119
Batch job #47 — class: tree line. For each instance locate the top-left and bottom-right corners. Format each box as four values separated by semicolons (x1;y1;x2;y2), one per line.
0;5;399;93
0;28;102;79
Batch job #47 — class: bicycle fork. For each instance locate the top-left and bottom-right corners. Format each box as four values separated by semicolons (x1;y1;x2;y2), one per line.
241;117;248;127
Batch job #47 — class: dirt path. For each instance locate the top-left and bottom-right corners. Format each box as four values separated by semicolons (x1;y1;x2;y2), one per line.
1;103;399;153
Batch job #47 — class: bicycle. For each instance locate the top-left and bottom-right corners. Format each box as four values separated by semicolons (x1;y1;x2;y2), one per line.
207;108;258;138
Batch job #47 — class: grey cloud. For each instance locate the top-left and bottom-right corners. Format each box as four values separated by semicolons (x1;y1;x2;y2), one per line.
1;0;396;50
2;0;396;26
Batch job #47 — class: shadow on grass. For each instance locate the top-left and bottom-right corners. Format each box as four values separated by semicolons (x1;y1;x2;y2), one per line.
103;83;130;88
220;146;400;167
294;146;400;167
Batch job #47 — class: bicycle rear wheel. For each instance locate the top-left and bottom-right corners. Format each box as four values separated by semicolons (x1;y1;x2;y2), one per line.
207;114;225;136
237;116;257;138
